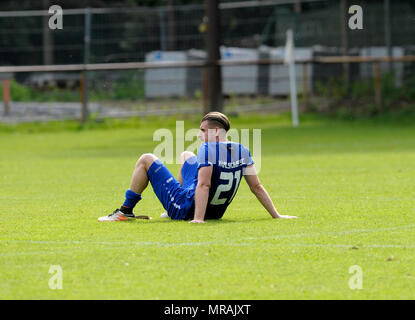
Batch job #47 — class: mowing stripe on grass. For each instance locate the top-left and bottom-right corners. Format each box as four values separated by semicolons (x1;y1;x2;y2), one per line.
1;224;414;249
0;244;413;258
241;224;415;241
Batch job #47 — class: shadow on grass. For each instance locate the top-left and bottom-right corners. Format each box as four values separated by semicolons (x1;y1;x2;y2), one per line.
129;217;271;225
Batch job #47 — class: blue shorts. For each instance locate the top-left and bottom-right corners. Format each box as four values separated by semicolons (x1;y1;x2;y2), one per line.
147;157;198;220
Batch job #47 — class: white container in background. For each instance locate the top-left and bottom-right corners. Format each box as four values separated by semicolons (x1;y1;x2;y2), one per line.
221;47;259;95
267;46;313;95
145;51;188;98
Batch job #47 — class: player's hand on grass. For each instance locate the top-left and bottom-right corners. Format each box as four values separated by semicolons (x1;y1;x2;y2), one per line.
189;219;206;223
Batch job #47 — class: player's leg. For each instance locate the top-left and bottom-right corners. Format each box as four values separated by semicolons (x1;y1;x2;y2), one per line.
129;153;158;194
177;151;196;186
161;151;196;219
171;151;198;220
98;153;157;221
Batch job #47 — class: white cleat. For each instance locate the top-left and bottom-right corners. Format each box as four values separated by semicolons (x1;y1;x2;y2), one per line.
160;212;169;218
98;209;135;221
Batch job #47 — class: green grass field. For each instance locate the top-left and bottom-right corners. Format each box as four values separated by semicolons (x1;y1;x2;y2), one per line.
1;114;414;299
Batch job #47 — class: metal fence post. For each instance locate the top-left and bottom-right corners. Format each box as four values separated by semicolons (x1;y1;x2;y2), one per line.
167;0;176;51
81;7;92;123
80;72;87;122
159;8;167;52
340;0;350;95
384;0;393;73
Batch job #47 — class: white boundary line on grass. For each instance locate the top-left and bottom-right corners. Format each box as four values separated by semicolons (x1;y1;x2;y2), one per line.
0;243;414;257
240;223;415;241
1;224;414;250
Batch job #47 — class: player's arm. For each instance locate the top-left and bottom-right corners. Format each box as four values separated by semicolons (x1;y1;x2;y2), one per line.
190;165;213;223
243;164;297;219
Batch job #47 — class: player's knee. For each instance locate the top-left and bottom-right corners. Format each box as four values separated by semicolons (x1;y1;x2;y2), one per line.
180;151;196;164
137;153;157;168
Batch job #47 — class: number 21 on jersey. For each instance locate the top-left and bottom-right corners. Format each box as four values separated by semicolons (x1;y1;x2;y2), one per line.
210;170;242;205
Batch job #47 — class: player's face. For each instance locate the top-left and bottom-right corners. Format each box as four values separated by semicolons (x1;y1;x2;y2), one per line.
198;120;217;142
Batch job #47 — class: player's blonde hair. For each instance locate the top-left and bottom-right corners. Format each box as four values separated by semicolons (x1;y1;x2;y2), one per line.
201;112;231;132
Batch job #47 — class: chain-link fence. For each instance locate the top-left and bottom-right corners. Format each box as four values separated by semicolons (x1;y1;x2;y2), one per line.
1;1;414;65
0;0;414;122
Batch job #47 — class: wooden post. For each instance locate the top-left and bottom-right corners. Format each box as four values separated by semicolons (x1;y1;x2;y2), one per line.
205;0;223;112
302;63;308;110
294;0;302;13
374;62;382;112
3;79;10;116
202;67;209;115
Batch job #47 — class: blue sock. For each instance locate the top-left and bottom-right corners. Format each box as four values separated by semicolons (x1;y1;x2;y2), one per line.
121;189;142;211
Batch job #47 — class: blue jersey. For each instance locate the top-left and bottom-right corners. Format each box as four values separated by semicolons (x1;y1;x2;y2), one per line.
196;141;254;219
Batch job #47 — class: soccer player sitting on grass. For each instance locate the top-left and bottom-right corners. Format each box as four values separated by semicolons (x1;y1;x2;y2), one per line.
98;112;297;223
